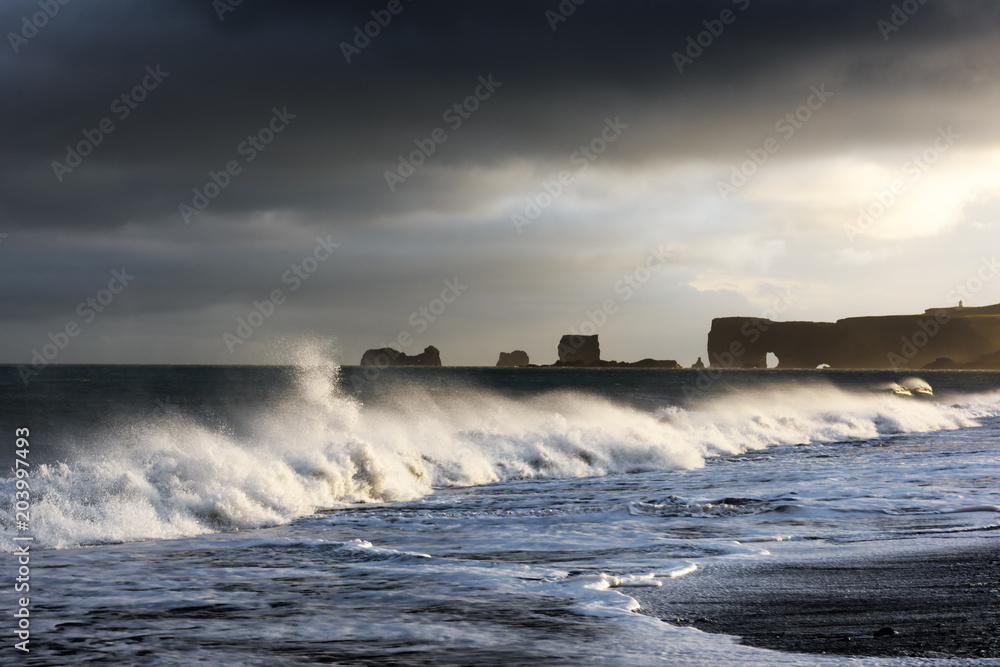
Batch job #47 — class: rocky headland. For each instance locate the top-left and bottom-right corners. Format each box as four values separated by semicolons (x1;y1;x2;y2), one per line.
708;302;1000;370
358;302;1000;369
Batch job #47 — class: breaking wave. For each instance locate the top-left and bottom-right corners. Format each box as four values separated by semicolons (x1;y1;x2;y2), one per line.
2;354;996;550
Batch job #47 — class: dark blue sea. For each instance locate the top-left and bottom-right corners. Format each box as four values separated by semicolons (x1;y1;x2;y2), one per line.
2;364;999;665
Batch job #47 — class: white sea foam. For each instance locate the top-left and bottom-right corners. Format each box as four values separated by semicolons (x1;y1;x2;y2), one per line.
3;357;999;550
580;572;664;590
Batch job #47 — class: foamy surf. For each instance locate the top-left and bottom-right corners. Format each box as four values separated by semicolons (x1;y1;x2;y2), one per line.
3;363;999;550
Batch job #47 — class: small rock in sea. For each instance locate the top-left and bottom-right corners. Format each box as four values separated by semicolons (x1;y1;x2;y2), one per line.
874;627;897;638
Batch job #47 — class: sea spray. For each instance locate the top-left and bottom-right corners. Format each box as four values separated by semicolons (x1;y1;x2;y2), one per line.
2;359;997;550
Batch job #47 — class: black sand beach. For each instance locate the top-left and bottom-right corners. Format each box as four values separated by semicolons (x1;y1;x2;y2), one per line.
633;540;1000;660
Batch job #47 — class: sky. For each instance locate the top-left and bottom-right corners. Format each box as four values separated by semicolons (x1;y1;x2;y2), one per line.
2;0;1000;367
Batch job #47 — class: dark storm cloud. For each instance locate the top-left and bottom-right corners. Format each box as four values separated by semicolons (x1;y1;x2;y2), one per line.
2;0;997;232
3;0;1000;365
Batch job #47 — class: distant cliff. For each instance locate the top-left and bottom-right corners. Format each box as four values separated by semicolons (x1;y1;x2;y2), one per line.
360;345;442;367
497;350;530;367
707;303;1000;369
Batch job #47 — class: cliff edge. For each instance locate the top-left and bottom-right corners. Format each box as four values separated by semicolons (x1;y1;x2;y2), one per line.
707;304;1000;369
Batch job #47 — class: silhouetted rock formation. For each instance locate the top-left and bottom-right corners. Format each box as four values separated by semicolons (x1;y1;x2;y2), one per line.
557;334;600;365
627;358;681;368
707;303;1000;369
549;335;679;368
923;357;958;370
923;351;1000;370
967;350;1000;369
691;357;705;369
360;345;441;367
497;350;530;367
551;358;681;368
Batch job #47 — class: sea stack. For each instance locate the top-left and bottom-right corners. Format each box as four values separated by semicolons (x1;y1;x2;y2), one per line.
360;345;442;367
557;334;600;365
497;350;530;367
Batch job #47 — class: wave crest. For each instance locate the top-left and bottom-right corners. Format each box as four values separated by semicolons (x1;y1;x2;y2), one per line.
1;364;995;550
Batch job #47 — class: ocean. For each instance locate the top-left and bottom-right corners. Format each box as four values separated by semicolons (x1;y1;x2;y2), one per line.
2;359;999;665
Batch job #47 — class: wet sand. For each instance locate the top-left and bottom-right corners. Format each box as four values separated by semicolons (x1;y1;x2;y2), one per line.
632;540;1000;659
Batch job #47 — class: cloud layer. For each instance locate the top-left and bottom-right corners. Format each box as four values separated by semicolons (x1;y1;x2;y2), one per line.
2;0;1000;366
